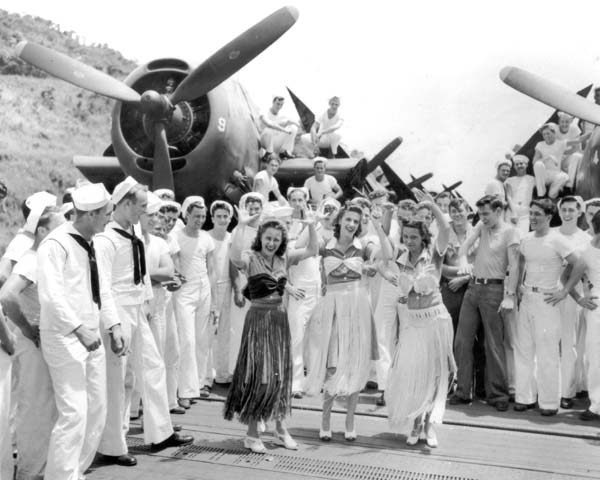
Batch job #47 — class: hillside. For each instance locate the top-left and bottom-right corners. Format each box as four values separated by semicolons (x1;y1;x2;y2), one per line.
0;9;138;252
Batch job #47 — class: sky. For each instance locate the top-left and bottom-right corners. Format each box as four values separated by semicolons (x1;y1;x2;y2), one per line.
4;0;600;203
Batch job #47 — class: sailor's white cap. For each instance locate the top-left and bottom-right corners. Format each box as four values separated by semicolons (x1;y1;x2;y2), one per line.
72;183;111;212
264;205;293;220
313;156;327;166
161;200;181;213
146;192;163;215
24;191;57;233
287;186;309;199
154;188;175;201
239;192;265;210
181;196;205;218
60;202;74;216
512;154;530;164
209;200;233;216
112;176;139;204
495;158;512;170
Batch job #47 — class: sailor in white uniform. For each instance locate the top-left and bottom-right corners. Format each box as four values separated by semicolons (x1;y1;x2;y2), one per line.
37;183;111;480
0;204;64;480
95;177;192;467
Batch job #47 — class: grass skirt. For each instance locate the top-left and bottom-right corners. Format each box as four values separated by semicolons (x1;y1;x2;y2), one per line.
387;304;456;434
223;302;292;424
305;281;378;396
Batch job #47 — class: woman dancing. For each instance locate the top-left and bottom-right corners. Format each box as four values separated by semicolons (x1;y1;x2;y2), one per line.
224;206;318;453
305;203;389;441
381;192;455;448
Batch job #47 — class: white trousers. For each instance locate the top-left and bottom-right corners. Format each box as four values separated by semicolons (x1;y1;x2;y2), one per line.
213;281;232;383
0;349;12;480
585;306;600;413
559;296;580;398
14;332;56;480
164;293;180;408
260;124;298;154
373;279;399;390
515;291;562;409
229;283;250;373
98;304;172;456
287;282;320;392
174;279;213;397
42;330;106;480
565;152;583;188
533;161;569;198
575;307;588;392
300;132;341;155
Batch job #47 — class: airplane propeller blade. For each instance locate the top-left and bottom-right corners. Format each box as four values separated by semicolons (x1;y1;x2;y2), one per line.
407;173;433;189
151;122;174;191
500;66;600;125
365;137;403;174
170;6;299;104
442;180;462;192
15;42;141;103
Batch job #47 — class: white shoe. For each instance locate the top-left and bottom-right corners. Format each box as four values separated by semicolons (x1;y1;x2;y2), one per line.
243;436;266;454
425;426;438;448
319;428;332;442
273;430;299;450
344;430;357;441
406;428;421;446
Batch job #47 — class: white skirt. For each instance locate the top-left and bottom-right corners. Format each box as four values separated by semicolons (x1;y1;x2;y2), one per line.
305;281;378;396
387;303;456;433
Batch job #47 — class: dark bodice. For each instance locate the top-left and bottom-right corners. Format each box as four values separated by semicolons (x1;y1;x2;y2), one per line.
243;273;287;300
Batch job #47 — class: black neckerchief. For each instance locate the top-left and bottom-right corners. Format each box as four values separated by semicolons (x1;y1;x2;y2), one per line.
112;227;146;285
68;233;101;309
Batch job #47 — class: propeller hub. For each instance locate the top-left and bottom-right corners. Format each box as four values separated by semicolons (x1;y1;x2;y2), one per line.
142;101;194;145
140;90;172;117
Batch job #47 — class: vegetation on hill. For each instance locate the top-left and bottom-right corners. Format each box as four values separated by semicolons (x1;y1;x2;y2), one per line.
0;9;138;253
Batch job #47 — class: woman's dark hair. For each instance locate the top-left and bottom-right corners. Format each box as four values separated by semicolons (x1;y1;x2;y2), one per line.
333;204;364;239
401;218;432;248
251;220;288;257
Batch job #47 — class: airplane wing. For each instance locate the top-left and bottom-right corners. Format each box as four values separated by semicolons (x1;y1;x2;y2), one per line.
515;84;592;170
379;162;416;201
74;155;126;192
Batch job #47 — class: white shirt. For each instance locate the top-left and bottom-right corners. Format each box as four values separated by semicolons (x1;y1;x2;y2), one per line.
2;229;34;263
260;109;288;132
210;232;231;284
505;175;535;217
254;170;279;199
521;230;573;289
304;174;339;202
12;249;40;326
535;139;567;170
484;178;506;201
316;110;343;133
95;221;149;331
176;229;215;283
166;232;180;256
581;244;600;293
556;123;581;141
288;221;320;286
38;222;100;334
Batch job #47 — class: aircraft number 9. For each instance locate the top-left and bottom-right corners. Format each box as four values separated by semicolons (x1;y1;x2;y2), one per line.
217;117;227;132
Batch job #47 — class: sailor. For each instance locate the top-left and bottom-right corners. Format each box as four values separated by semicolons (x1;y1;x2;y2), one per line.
259;95;298;161
37;183;111;480
484;159;511;202
208;200;235;384
173;196;216;405
229;193;265;373
253;154;287;204
0;204;64;480
96;177;192;467
532;123;569;199
505;154;535;235
554;196;591;409
0;191;57;285
303;157;343;205
301;96;344;158
451;195;519;411
517;199;578;415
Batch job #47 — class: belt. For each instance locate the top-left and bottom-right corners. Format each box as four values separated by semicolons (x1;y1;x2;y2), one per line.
472;277;504;285
522;284;556;293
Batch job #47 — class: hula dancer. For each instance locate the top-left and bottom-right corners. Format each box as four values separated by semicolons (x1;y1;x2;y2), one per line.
224;206;318;453
381;191;456;448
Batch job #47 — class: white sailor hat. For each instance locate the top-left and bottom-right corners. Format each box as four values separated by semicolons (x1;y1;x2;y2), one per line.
23;191;57;233
239;192;265;210
146;192;163;215
557;111;573;121
558;195;585;210
111;176;139;204
153;188;175;201
181;196;205;218
495;158;512;170
511;154;530;164
72;183;111;212
313;156;327;166
60;202;74;216
263;205;293;220
161;200;181;213
540;122;558;134
209;200;233;216
318;197;341;212
286;186;309;199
